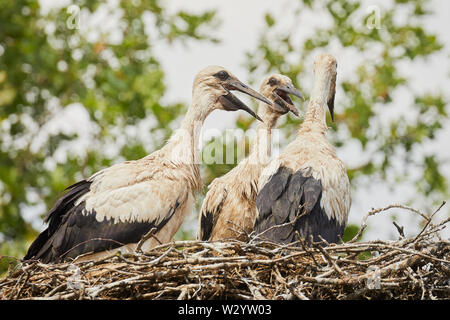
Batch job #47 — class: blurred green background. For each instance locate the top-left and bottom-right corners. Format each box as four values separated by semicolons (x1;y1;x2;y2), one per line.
1;0;449;274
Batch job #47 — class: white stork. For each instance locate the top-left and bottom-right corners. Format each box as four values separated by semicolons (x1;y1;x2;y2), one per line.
24;66;272;263
198;74;303;241
254;54;351;245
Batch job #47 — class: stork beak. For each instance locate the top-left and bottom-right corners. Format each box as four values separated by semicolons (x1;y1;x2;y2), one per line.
218;92;263;121
273;84;304;117
220;78;272;122
278;84;305;101
328;75;336;122
328;100;335;122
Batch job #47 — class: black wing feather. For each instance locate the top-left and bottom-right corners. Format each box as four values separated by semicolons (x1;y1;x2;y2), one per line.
256;166;291;220
199;210;214;241
24;179;181;263
24;180;92;261
255;166;345;244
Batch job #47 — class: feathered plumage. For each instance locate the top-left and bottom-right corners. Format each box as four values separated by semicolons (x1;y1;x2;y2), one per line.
198;74;303;241
24;66;271;263
254;54;351;245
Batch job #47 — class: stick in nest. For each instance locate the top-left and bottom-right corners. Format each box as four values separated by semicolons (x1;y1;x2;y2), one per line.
0;203;449;300
349;202;446;243
135;227;159;253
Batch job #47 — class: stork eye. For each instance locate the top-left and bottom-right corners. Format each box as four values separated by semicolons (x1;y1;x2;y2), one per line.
268;77;278;86
214;70;230;81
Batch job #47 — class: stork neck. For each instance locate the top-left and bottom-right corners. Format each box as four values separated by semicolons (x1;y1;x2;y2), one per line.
179;103;209;138
249;103;279;166
165;98;211;166
302;69;332;131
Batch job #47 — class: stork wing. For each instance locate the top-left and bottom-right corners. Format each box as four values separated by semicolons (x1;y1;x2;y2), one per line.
24;179;92;261
198;179;228;241
24;161;189;263
255;166;345;244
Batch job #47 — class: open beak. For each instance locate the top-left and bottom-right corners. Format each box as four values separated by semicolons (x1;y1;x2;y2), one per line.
272;84;304;117
219;78;273;122
278;84;304;101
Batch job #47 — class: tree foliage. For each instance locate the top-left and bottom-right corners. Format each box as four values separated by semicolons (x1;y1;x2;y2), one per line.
0;0;217;272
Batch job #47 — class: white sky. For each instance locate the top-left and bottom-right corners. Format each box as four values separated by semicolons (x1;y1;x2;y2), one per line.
33;0;450;240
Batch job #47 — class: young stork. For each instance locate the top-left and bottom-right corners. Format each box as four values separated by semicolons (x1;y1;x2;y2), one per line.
198;74;303;241
24;66;272;263
254;54;351;245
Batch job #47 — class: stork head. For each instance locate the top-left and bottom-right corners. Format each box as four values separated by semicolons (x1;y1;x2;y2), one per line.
193;66;272;121
259;74;304;117
313;53;337;121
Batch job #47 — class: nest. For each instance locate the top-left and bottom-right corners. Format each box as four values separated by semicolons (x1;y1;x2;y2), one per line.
1;203;449;300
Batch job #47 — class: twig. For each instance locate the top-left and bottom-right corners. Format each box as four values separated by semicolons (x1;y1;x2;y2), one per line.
135;227;158;253
1;203;448;300
413;201;446;243
392;221;405;238
349;204;439;243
